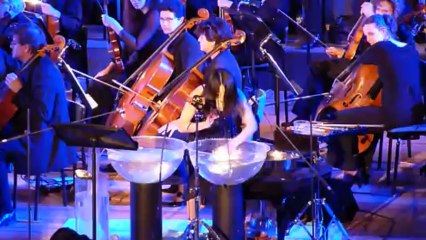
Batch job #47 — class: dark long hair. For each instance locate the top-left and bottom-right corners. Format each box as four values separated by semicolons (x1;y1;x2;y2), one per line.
203;68;242;116
194;16;233;45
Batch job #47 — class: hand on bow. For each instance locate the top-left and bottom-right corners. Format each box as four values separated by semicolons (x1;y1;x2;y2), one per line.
5;73;22;93
325;47;345;59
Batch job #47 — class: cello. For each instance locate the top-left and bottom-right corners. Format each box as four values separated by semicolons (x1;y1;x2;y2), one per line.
136;30;247;136
107;9;209;134
343;2;369;60
0;44;64;130
315;63;381;153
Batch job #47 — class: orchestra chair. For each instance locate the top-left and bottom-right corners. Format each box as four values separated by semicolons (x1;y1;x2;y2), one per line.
12;100;86;221
386;123;426;193
377;60;426;190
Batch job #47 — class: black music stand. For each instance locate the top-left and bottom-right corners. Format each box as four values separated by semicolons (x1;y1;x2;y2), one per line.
52;124;138;240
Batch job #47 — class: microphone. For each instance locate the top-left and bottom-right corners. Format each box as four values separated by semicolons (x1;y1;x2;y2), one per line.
66;39;82;50
190;95;205;110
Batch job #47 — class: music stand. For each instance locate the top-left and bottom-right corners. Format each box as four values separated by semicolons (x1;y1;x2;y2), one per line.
227;9;303;96
52;124;138;240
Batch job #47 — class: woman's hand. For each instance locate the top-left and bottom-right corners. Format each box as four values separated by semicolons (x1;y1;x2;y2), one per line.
360;2;375;18
101;14;123;34
204;113;219;128
94;62;116;78
325;47;345;59
5;73;22;93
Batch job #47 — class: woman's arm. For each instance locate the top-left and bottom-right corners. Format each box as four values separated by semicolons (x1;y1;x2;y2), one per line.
177;85;217;133
228;91;258;149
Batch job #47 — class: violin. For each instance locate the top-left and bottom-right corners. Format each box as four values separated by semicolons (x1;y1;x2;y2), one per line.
24;0;59;39
0;44;63;130
136;30;247;136
107;9;210;134
102;0;124;73
343;1;370;60
400;3;426;36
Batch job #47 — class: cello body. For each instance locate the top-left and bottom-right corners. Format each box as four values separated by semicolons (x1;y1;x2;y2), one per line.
316;64;381;153
136;68;204;136
107;52;174;134
106;9;210;135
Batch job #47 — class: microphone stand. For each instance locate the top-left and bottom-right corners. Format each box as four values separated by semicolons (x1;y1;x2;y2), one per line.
182;96;220;240
26;109;32;240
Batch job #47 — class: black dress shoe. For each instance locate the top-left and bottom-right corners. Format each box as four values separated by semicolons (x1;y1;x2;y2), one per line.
0;210;15;227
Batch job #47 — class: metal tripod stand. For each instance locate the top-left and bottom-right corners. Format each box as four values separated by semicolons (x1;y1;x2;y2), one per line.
285;120;349;239
182;96;221;240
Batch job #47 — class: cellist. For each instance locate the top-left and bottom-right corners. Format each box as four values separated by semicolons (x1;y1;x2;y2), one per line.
98;0;203;173
322;14;423;185
87;0;167;124
0;23;76;226
292;0;414;121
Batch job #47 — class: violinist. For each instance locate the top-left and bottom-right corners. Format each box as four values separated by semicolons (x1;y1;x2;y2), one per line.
35;0;84;72
0;23;76;226
28;0;83;40
324;14;423;184
87;0;166;124
96;0;166;77
292;0;413;121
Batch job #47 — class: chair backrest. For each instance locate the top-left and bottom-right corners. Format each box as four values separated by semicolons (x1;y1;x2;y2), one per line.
67;100;86;123
420;60;426;118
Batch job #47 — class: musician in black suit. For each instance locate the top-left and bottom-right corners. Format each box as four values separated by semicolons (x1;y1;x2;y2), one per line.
0;23;76;226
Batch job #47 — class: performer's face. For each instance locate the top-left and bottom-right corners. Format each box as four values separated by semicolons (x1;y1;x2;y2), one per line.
375;1;394;16
130;0;146;10
160;10;183;35
10;35;27;60
198;34;215;53
363;23;387;45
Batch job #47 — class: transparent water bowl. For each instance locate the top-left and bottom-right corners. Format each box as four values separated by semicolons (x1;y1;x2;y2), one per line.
187;138;270;185
108;136;186;184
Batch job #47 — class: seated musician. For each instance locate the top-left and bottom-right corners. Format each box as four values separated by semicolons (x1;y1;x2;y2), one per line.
292;0;414;121
97;0;203;173
0;0;34;52
157;0;203;78
323;14;423;183
34;0;84;71
160;68;257;216
0;23;76;226
87;0;166;124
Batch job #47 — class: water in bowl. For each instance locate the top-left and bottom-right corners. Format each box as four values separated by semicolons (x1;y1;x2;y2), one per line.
110;148;183;183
